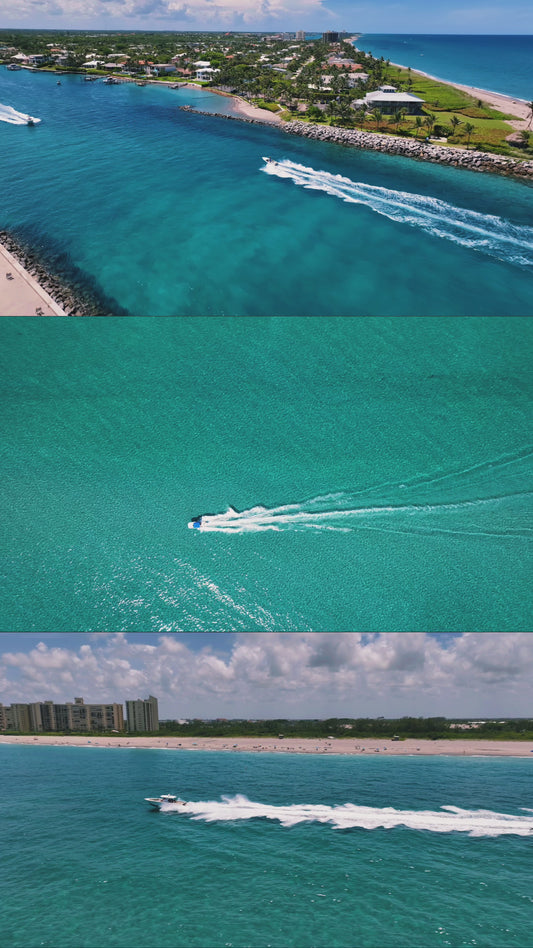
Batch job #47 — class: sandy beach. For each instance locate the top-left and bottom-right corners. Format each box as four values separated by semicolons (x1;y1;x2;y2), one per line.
230;96;282;124
1;734;532;756
392;64;531;130
0;241;67;316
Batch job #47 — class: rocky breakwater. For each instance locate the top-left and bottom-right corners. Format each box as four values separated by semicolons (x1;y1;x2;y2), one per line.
0;230;127;316
179;105;278;127
281;122;533;181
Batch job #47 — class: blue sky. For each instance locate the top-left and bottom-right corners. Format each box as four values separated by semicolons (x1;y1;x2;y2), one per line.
1;633;531;719
1;0;532;35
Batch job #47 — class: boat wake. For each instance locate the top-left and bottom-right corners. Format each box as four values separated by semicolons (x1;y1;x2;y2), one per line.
0;102;40;125
191;449;532;538
262;159;533;267
161;794;533;837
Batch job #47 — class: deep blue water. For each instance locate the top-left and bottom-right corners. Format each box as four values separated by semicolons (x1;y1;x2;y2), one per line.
1;63;533;316
357;35;533;100
1;745;532;948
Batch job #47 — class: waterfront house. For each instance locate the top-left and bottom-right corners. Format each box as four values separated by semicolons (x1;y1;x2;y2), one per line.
153;63;177;75
354;84;425;114
196;67;220;81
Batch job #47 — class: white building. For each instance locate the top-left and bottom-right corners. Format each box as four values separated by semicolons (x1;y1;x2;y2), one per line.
354;84;425;114
126;695;159;732
196;67;220;81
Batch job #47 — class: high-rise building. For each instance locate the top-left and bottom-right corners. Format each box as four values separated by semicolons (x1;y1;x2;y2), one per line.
0;697;124;732
296;31;306;41
322;32;339;43
8;703;31;731
126;695;159;732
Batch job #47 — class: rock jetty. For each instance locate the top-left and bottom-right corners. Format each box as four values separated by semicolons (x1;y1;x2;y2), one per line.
0;230;126;316
281;122;533;181
179;106;533;180
179;105;274;126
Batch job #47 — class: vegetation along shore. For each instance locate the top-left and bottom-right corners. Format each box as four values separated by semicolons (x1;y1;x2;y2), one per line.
2;28;533;174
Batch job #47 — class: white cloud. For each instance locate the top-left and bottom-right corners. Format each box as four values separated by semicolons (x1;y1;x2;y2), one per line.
0;0;326;27
1;633;532;719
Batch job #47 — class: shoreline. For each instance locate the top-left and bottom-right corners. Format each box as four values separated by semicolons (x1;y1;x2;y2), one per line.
1;735;532;757
387;62;531;129
2;66;532;316
279;120;533;180
0;229;127;317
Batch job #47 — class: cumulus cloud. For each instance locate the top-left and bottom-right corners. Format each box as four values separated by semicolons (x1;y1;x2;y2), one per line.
1;633;532;719
0;0;326;26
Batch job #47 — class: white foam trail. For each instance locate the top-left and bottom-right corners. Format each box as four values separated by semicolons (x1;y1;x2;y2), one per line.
0;102;41;125
192;490;531;536
262;160;533;267
160;794;533;837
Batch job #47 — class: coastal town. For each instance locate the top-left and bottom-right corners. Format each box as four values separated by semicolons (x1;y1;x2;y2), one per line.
2;28;533;316
1;28;532;158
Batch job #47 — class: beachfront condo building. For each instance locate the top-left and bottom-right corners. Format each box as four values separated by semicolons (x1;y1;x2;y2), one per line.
126;695;159;732
0;697;125;732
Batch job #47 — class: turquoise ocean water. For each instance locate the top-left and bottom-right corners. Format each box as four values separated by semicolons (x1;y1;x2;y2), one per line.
357;35;533;100
1;49;533;316
1;316;531;631
1;745;532;948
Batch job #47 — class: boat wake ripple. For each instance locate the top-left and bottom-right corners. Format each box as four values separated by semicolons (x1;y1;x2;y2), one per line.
192;492;531;537
161;794;533;837
262;160;533;267
192;449;532;538
0;102;40;125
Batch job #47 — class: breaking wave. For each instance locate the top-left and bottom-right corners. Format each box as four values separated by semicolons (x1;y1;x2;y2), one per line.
262;160;533;267
160;794;533;837
0;102;40;125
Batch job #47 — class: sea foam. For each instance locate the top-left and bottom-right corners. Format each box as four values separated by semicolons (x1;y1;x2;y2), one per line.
160;794;533;837
263;160;533;268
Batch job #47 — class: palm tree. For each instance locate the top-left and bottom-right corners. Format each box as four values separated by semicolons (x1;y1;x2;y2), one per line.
372;107;383;132
424;112;436;138
464;122;475;146
450;115;462;139
520;129;531;147
389;108;400;132
414;115;423;139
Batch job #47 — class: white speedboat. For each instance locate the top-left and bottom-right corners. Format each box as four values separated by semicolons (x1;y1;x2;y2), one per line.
263;156;277;165
145;794;187;810
188;516;203;530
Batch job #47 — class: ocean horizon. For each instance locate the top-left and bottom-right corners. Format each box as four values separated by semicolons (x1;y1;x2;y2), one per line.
356;34;533;100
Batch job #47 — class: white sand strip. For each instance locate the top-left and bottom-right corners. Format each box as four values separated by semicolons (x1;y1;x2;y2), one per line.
0;242;67;316
1;735;532;757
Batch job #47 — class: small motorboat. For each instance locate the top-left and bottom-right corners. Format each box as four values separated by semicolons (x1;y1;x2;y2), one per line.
27;116;35;126
188;516;203;530
263;156;277;165
145;794;187;810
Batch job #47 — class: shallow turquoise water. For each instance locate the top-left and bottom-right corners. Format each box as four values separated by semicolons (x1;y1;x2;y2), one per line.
1;66;533;315
1;316;531;631
1;746;532;948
